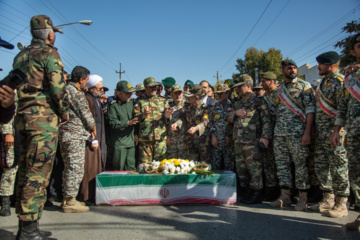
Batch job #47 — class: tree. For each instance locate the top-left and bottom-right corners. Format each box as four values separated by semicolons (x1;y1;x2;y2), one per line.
234;47;285;82
334;19;360;68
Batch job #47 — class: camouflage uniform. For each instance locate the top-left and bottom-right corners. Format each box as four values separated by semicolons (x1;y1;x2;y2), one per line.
335;69;360;207
167;99;187;159
59;82;95;198
315;71;349;197
263;87;279;187
134;78;170;164
13;16;69;221
0;94;18;197
209;100;232;170
273;77;316;190
227;93;272;189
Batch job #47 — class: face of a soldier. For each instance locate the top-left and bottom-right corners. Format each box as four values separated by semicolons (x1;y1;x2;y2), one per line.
156;85;162;96
261;78;271;91
254;89;265;96
136;90;145;97
117;91;132;102
187;95;197;105
317;63;331;76
236;84;251;96
80;74;89;89
183;85;191;91
217;92;228;103
164;86;172;95
282;65;297;80
351;42;360;61
146;86;157;97
171;91;183;103
200;82;210;96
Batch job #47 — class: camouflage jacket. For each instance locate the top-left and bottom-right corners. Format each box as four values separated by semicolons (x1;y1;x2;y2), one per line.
274;78;316;137
335;69;360;136
209;100;232;148
227;93;272;143
13;39;69;132
184;101;210;140
167;99;186;138
133;94;170;141
0;92;18;135
316;70;344;138
264;87;278;132
59;82;95;141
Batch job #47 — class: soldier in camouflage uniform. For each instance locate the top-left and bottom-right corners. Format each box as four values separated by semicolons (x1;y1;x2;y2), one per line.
13;15;69;238
59;66;95;213
227;75;272;204
134;77;173;164
332;33;360;230
209;84;232;170
270;60;316;211
308;51;350;218
0;93;18;217
260;71;280;201
166;84;187;159
183;85;211;163
162;77;176;102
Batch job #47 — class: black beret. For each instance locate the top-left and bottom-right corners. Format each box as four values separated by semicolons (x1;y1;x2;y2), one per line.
281;60;297;68
316;51;340;64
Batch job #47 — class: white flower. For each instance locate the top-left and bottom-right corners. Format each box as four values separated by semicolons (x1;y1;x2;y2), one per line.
189;161;195;168
176;166;181;173
169;165;176;174
163;169;169;175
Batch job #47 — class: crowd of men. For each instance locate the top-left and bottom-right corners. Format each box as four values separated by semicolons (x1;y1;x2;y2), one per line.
0;14;360;239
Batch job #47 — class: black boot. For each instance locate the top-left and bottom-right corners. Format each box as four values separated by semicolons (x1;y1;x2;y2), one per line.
244;189;262;204
237;187;249;204
37;221;52;237
262;186;280;202
17;220;48;240
307;185;322;203
0;196;11;216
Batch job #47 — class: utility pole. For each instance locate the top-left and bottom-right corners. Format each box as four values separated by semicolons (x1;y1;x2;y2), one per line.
116;63;125;81
213;71;222;86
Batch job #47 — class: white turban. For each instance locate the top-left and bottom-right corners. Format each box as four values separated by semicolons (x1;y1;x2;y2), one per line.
87;74;103;88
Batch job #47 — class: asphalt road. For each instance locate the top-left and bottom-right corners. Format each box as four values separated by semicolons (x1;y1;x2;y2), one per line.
1;202;360;240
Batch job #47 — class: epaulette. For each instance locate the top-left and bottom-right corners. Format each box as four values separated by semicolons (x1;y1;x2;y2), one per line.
336;76;344;82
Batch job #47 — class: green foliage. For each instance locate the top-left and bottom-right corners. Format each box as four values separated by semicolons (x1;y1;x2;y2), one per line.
334;19;360;68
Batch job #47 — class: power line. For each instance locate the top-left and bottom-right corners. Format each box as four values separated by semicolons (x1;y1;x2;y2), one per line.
0;1;32;18
218;0;273;72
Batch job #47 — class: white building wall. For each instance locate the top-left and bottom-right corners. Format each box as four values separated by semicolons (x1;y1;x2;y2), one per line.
298;63;322;86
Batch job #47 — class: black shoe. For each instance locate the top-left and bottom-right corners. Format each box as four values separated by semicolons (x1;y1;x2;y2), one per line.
17;220;48;240
0;196;11;217
237;187;249;203
307;185;322;203
262;186;280;202
37;221;52;237
243;189;262;205
44;200;54;207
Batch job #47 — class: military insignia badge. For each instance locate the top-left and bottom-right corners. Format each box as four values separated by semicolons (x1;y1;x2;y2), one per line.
203;113;209;119
57;59;63;67
292;83;297;88
345;89;349;97
326;82;332;88
305;87;311;94
196;120;201;124
225;80;230;85
275;97;280;104
127;83;131;88
214;114;220;119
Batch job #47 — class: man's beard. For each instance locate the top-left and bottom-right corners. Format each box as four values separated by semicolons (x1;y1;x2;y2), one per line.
286;72;297;80
93;92;102;98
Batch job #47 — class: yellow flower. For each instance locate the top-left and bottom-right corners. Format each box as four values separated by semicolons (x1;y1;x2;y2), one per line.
185;159;189;162
160;159;168;166
174;159;180;166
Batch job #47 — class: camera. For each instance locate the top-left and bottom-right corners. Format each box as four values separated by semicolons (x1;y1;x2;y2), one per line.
0;68;27;90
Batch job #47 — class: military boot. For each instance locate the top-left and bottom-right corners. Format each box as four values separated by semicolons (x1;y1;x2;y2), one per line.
17;220;48;240
262;186;280;202
0;196;11;216
60;198;86;209
243;189;262;204
345;215;360;231
309;192;335;212
294;191;307;211
323;196;348;218
269;189;291;208
62;197;89;213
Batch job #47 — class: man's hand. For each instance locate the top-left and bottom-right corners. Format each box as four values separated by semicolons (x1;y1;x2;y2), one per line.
170;123;178;131
166;137;171;146
165;107;174;118
0;85;15;108
259;138;269;148
236;108;246;117
143;106;150;119
345;62;360;76
90;127;97;139
301;132;311;146
91;141;99;151
211;134;218;148
135;135;139;146
187;126;199;135
4;134;14;146
128;117;139;126
330;131;341;147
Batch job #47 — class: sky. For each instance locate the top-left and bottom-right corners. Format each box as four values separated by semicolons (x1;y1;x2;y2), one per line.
0;0;359;95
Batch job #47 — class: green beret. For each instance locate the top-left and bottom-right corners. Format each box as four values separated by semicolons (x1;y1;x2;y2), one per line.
281;60;297;68
161;77;176;88
316;51;340;64
260;71;277;80
224;79;234;88
352;33;360;50
184;80;194;87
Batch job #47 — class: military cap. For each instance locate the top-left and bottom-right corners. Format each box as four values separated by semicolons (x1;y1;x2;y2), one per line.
135;83;145;91
116;80;136;93
281;60;297;68
260;71;277;80
172;84;183;93
143;77;158;87
253;84;263;90
316;51;340;65
162;77;176;88
0;37;14;50
184;84;206;98
233;74;253;88
224;79;234;88
184;79;194;87
30;15;62;34
215;84;230;93
351;33;360;50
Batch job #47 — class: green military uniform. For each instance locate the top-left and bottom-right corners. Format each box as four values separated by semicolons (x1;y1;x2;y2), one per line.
13;15;69;222
134;77;170;164
108;81;137;170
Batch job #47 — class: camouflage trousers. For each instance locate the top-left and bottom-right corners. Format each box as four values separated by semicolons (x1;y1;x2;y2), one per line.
15;128;57;221
262;141;278;188
139;139;167;164
211;142;231;170
347;135;360;207
187;136;210;163
0;144;18;196
314;135;349;196
60;139;86;198
274;135;309;190
167;134;187;159
234;142;263;190
307;139;319;186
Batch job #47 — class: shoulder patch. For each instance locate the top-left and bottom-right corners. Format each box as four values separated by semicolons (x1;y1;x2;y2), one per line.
337;76;344;82
57;59;64;67
305;87;311;94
